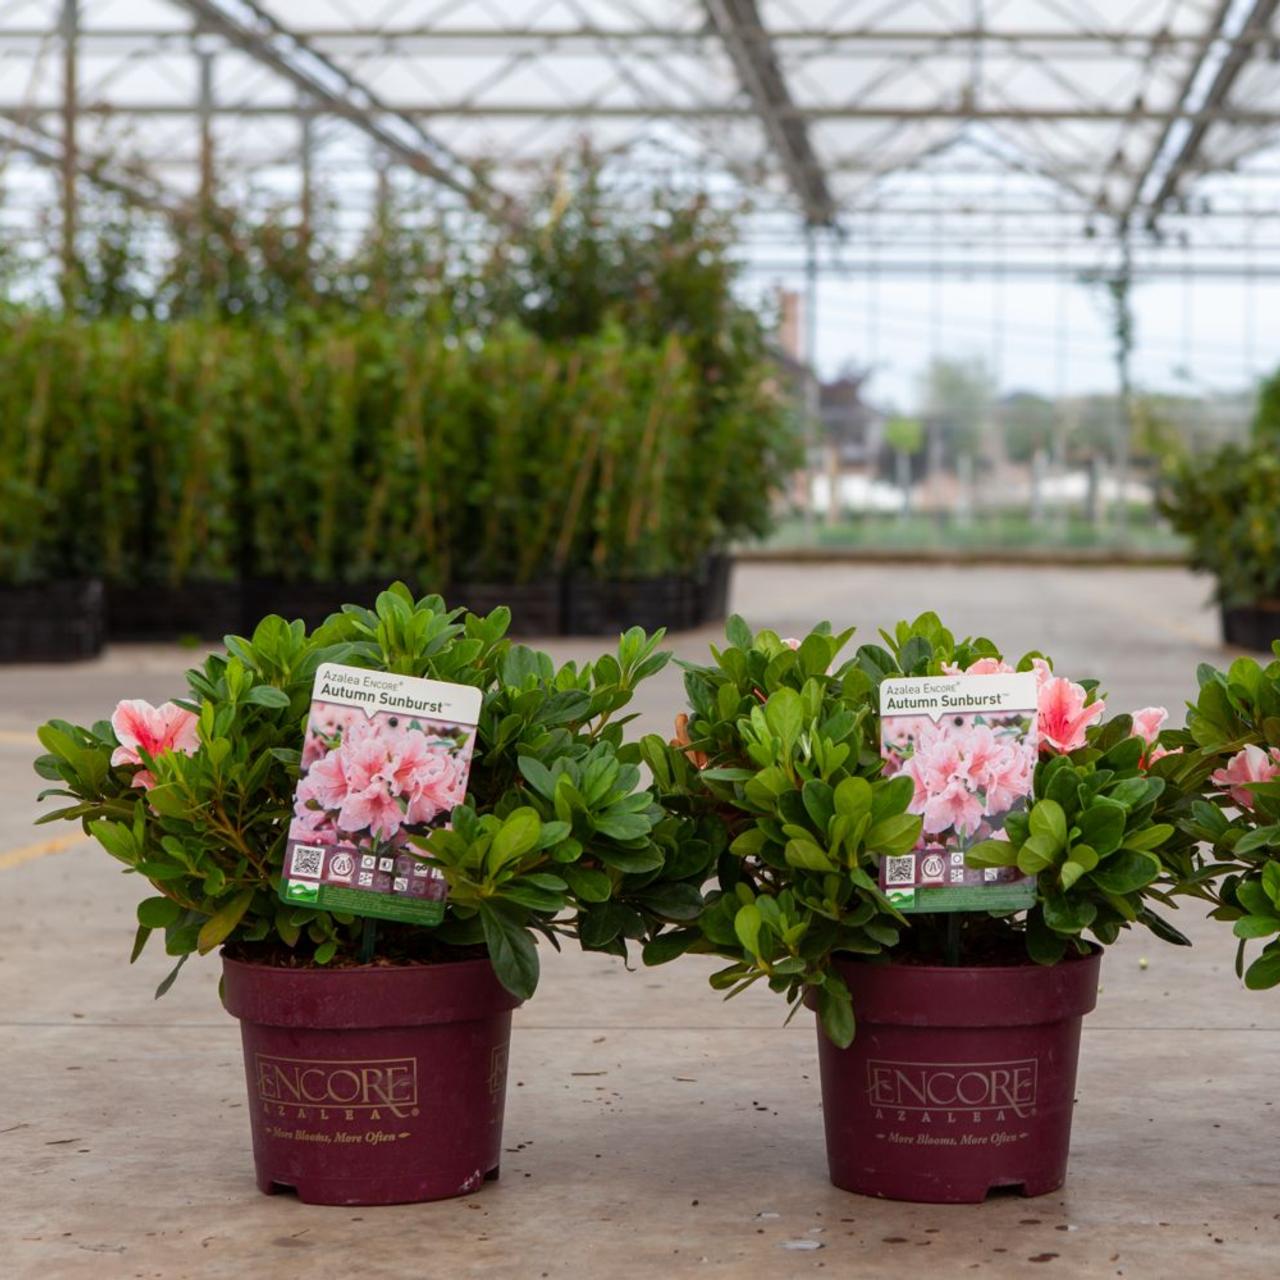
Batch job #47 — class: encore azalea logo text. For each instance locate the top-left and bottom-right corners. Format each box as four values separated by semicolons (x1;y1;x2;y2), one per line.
255;1055;419;1120
866;1059;1038;1122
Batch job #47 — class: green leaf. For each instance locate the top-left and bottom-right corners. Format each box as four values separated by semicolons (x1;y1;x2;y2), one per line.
1029;799;1068;852
479;904;539;1000
593;811;652;841
966;838;1018;868
833;776;873;819
197;889;254;955
864;813;922;856
490;808;542;866
764;687;804;753
784;838;835;872
1026;913;1068;965
137;897;181;929
1244;947;1280;990
244;685;292;708
734;904;763;958
1076;799;1127;857
817;976;855;1048
130;924;152;964
642;929;701;966
1016;833;1060;876
1235;824;1280;855
154;955;188;999
1089;850;1160;895
561;866;612;903
1233;915;1280;940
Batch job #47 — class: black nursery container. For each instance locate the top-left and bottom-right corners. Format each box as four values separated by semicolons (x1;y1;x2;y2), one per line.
1221;603;1280;653
0;578;105;662
107;581;243;642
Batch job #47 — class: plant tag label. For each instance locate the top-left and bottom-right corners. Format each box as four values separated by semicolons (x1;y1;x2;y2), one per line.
279;663;483;926
878;672;1039;914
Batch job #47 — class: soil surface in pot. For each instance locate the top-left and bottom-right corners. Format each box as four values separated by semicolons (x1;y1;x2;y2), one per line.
224;933;488;971
859;917;1049;968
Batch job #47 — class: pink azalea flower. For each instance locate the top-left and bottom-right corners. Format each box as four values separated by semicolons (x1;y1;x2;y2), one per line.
914;726;967;794
781;637;801;650
1211;745;1280;809
303;747;351;810
984;742;1036;814
1039;677;1105;754
1131;707;1168;746
406;748;470;825
960;724;1004;788
290;794;339;846
339;786;404;841
923;778;986;837
110;699;200;790
965;657;1015;676
1030;658;1054;689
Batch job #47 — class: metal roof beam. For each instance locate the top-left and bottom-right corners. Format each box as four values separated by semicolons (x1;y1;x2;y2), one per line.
168;0;516;224
11;102;1280;123
702;0;835;227
8;26;1280;50
1121;0;1234;226
1148;0;1280;217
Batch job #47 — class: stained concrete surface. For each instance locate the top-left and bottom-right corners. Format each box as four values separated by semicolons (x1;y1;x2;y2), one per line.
2;564;1278;1279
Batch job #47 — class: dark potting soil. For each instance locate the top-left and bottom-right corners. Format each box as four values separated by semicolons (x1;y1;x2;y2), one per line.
224;935;489;971
855;919;1057;969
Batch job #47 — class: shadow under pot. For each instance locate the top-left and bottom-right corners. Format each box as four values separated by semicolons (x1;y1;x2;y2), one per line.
221;955;521;1205
810;948;1101;1204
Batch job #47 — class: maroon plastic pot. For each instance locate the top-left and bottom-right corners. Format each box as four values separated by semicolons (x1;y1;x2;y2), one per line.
221;956;521;1206
814;949;1101;1203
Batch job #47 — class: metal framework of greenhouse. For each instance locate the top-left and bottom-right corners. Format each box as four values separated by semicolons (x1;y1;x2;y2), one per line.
7;0;1280;290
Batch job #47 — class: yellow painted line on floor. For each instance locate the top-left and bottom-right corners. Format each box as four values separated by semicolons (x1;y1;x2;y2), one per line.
0;729;38;746
0;834;88;870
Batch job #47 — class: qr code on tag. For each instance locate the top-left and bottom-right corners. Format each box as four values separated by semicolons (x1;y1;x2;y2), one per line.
289;845;325;879
883;855;917;887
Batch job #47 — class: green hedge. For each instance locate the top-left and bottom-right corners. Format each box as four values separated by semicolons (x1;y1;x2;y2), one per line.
0;310;796;588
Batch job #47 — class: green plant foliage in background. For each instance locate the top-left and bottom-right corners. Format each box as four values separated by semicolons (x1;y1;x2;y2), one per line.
0;153;799;589
1162;443;1280;606
0;311;788;589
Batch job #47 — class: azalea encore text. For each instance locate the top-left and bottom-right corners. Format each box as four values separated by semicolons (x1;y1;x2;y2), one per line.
317;678;450;717
313;664;484;722
881;673;1038;724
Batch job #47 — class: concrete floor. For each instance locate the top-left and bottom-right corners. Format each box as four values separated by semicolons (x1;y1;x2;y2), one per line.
2;564;1278;1279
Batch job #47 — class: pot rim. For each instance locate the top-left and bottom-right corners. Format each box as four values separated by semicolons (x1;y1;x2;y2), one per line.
823;945;1102;1030
221;952;523;1028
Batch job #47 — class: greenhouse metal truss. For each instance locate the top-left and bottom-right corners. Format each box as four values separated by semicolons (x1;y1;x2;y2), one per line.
6;1;1280;279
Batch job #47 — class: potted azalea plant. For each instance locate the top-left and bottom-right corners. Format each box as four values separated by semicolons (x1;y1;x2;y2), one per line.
1177;646;1280;989
1161;441;1280;652
642;612;1209;1203
34;586;706;1205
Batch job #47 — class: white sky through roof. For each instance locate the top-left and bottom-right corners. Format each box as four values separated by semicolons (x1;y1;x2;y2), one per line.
3;0;1280;407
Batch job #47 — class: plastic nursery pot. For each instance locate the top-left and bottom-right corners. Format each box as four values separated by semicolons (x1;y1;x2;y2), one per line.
0;577;105;663
563;572;700;635
106;581;243;642
449;579;564;636
812;949;1101;1204
239;579;423;633
1220;602;1280;653
221;955;521;1206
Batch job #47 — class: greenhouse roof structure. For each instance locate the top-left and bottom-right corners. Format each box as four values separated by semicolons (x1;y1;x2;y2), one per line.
6;0;1280;279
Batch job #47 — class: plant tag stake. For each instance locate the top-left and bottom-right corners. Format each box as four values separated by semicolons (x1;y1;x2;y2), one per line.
279;663;483;926
878;672;1039;914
